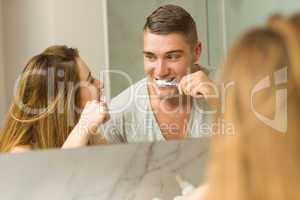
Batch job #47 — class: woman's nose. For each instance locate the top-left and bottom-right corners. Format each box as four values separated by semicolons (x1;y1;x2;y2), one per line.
94;79;104;90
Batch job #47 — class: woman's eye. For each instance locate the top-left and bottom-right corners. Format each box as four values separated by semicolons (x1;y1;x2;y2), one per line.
86;75;95;85
90;77;95;84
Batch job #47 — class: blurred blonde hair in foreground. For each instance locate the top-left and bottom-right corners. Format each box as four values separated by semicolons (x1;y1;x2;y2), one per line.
205;13;300;200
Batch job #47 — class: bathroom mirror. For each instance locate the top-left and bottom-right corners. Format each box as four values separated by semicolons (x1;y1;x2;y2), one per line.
0;0;299;152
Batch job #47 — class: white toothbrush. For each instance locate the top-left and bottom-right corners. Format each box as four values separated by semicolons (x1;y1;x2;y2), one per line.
155;79;179;87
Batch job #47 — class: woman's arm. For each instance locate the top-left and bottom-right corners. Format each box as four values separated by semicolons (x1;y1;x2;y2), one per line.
10;145;32;153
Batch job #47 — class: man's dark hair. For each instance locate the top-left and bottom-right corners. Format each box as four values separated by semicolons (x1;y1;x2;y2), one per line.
144;4;198;45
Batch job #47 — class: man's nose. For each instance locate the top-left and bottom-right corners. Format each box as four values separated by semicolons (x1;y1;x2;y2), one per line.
155;60;169;77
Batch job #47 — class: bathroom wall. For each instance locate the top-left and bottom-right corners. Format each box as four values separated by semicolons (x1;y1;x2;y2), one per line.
0;0;6;125
224;0;300;49
52;0;108;83
3;0;54;104
206;0;300;73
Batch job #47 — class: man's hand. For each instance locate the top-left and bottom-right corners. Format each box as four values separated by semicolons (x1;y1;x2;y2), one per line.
178;65;216;99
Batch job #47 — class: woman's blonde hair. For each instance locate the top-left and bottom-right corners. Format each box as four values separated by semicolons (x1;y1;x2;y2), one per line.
0;45;81;152
206;15;300;200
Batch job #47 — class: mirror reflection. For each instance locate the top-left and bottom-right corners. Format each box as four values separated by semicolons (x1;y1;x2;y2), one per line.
0;0;299;153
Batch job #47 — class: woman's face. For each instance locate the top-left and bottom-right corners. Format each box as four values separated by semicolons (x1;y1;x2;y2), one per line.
76;57;103;109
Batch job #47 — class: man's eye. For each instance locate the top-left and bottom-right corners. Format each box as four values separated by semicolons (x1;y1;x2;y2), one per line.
145;55;156;61
167;54;180;60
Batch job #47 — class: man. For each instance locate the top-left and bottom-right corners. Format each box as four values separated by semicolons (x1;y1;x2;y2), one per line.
101;4;217;143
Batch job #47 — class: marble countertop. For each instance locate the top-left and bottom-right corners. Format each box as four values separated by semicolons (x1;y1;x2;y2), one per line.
0;138;210;200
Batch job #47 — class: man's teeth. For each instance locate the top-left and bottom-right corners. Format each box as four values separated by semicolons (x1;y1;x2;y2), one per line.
155;79;178;87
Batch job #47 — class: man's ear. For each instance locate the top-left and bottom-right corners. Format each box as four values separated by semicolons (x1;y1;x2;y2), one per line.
193;42;202;63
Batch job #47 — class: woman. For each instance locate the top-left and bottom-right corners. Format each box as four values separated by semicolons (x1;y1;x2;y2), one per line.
184;14;300;200
0;45;109;152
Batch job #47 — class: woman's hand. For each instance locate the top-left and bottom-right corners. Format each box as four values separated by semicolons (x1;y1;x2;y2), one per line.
62;100;110;149
78;100;110;135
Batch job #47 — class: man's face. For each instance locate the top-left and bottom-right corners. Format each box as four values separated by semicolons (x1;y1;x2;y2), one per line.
143;30;201;99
